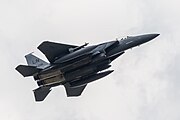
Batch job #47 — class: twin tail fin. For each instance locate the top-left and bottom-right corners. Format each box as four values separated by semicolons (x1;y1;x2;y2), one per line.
16;53;49;77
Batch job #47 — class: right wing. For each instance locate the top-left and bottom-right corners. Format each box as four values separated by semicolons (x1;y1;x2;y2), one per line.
38;41;78;63
64;84;87;97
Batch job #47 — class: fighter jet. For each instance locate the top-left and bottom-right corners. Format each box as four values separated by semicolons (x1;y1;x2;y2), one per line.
16;33;159;101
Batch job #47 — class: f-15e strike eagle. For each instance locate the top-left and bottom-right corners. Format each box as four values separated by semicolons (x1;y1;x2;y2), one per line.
16;33;159;101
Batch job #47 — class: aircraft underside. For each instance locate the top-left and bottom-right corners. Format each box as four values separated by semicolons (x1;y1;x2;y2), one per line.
15;34;159;101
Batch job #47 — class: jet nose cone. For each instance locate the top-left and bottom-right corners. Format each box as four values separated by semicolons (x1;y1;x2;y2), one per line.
148;34;160;40
140;33;160;43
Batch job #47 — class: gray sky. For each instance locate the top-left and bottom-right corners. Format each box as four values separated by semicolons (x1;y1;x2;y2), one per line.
0;0;180;120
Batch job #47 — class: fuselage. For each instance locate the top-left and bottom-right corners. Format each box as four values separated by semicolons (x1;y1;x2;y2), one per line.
35;34;159;88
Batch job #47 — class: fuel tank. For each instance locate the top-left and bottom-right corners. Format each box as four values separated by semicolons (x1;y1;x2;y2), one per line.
60;55;92;72
64;60;111;82
69;70;114;88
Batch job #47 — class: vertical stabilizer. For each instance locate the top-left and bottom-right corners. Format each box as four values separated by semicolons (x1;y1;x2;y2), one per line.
25;53;49;69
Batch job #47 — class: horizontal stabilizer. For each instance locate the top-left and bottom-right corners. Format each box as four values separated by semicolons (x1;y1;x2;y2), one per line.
64;84;87;97
15;65;42;77
33;87;51;102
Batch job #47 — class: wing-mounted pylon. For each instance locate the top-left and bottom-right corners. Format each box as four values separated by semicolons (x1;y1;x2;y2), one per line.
69;43;89;53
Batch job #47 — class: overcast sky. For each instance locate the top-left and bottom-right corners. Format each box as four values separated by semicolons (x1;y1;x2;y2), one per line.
0;0;180;120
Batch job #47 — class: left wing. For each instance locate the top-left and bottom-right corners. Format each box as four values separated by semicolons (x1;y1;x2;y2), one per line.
38;41;78;63
64;84;87;97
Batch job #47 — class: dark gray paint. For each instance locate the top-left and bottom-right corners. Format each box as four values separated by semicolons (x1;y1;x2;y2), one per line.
15;33;159;101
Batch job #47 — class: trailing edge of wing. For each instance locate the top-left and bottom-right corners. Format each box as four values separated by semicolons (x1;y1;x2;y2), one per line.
15;65;42;77
37;41;78;63
64;84;87;97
